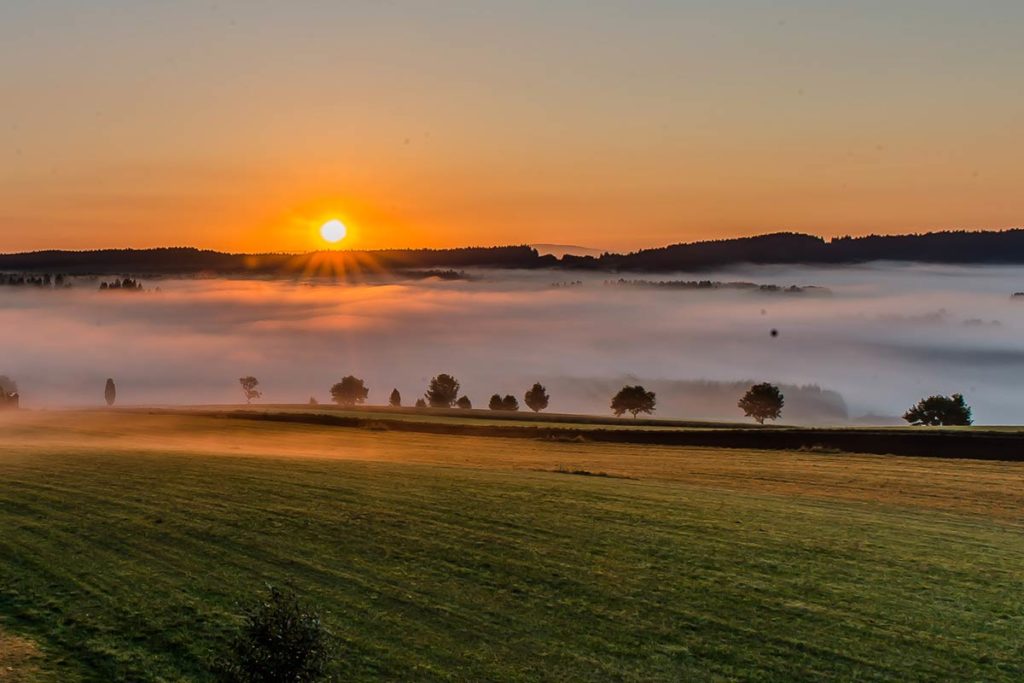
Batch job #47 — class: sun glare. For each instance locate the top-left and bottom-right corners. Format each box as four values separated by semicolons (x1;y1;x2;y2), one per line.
320;219;347;244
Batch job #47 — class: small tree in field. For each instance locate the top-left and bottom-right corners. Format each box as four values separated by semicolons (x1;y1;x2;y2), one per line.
488;394;503;411
414;398;427;409
738;383;784;424
0;375;18;410
219;585;332;683
239;376;262;404
330;376;369;407
425;374;460;408
501;395;519;411
104;378;117;407
456;395;472;409
524;383;549;413
389;388;401;407
903;393;972;426
611;385;656;419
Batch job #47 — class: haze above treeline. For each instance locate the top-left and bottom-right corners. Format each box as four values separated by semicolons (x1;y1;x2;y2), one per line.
2;230;1024;276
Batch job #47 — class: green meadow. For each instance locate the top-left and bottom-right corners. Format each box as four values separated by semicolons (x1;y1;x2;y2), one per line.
1;411;1022;681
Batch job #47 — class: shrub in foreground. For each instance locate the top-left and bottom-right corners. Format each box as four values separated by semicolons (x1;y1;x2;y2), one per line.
218;585;333;683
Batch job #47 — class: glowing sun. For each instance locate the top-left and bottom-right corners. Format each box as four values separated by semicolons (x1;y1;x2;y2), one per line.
319;219;347;243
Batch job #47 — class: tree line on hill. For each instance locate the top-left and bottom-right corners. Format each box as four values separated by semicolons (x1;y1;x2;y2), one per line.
0;273;70;288
561;230;1024;271
3;229;1024;276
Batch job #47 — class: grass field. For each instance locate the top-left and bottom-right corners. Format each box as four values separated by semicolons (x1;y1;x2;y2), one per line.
1;410;1022;681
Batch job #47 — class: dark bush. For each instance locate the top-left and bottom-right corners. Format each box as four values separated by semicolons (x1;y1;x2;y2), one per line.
218;585;332;683
903;393;973;426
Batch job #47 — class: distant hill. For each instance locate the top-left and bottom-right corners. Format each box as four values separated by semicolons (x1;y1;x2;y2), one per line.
2;229;1024;275
560;229;1024;271
531;244;604;258
0;246;554;276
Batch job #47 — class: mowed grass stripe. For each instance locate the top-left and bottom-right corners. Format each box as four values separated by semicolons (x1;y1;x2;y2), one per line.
2;443;1023;682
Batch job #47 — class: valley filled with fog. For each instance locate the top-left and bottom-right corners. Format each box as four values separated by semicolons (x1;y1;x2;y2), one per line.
2;262;1022;424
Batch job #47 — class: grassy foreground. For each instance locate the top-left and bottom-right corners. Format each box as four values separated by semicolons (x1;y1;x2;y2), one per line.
0;411;1022;681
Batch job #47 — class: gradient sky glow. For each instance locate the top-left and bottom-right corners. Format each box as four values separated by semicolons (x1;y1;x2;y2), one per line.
2;1;1022;252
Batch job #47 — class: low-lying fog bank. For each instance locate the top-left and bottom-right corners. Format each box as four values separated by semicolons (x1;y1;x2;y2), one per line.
1;262;1021;424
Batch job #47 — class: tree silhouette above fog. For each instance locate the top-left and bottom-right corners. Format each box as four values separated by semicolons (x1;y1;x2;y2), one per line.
903;394;973;426
489;394;519;411
425;374;460;408
611;386;656;419
389;389;402;408
104;378;117;407
0;375;18;410
524;383;550;413
239;376;262;404
330;376;369;407
738;383;784;424
414;398;427;409
456;396;472;410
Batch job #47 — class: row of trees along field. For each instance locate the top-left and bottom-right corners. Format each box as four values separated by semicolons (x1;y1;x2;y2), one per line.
231;374;969;425
11;373;970;426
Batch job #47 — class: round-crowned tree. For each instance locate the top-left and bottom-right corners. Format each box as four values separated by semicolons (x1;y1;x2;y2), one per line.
738;383;784;424
523;383;550;413
611;385;656;419
456;395;472;410
903;393;972;426
501;395;519;411
239;376;262;404
330;376;369;407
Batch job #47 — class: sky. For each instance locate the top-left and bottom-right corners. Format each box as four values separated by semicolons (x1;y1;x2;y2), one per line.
2;1;1023;253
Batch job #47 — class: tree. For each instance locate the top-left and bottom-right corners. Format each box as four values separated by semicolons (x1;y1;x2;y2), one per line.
0;375;17;397
903;393;973;426
502;395;519;411
738;382;784;424
0;375;18;410
389;388;401;407
611;385;656;419
239;376;261;404
456;395;472;409
104;378;116;407
488;394;503;411
524;383;550;413
425;374;460;408
219;585;332;683
330;376;369;407
414;398;427;409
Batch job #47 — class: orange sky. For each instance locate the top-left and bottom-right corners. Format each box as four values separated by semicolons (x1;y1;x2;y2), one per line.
2;2;1022;253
